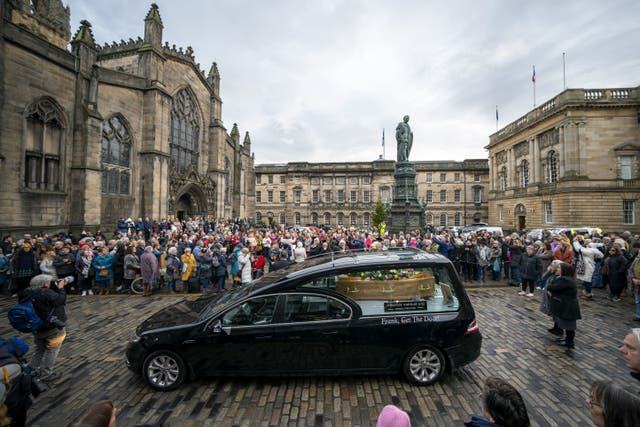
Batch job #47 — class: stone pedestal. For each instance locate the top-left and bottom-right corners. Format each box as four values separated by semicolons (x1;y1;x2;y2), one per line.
388;162;425;233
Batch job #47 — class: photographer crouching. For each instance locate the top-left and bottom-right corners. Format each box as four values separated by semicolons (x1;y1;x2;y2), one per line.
27;274;70;385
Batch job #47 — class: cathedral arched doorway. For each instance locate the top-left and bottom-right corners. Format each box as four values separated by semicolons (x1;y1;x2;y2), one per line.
174;184;207;220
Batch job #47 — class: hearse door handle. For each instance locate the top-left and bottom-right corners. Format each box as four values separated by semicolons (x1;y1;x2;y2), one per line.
182;339;196;344
255;335;272;340
321;331;338;335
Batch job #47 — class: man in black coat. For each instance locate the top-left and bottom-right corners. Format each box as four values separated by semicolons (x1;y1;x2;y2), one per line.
28;274;69;384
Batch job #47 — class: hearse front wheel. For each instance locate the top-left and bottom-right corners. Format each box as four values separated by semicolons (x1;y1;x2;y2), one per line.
143;350;187;391
403;345;446;386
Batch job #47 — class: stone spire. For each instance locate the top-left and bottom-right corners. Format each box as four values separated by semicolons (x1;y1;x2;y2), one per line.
144;3;163;48
243;131;252;153
71;20;96;49
231;123;240;145
207;62;220;93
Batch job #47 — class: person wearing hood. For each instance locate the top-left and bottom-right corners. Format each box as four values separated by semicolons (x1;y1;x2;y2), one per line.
547;262;581;349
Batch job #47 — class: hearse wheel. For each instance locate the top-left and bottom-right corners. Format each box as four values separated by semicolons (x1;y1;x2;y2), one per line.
403;345;446;385
143;350;187;391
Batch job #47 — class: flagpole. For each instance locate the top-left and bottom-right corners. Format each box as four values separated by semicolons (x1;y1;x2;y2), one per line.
495;105;499;131
382;128;385;159
563;52;566;89
532;65;536;107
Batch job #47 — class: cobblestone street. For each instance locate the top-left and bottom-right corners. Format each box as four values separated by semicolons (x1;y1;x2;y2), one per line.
1;285;638;427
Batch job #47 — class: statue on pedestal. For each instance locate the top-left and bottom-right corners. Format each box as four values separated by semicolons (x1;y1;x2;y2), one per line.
396;115;413;162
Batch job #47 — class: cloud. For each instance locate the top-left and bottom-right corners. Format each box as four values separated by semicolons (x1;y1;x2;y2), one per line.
67;0;640;164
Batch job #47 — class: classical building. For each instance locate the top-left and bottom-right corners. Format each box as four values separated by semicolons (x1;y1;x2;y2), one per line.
254;159;489;229
486;86;640;232
0;1;255;236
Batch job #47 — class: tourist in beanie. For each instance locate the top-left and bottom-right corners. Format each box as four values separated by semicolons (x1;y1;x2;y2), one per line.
377;405;411;427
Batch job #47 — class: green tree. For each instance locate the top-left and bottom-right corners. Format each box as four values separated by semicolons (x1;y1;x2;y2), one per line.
372;199;387;231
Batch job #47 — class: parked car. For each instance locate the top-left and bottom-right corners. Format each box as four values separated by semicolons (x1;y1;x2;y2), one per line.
126;250;482;390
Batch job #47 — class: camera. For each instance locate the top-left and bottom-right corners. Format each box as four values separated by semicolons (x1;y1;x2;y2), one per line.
47;314;66;330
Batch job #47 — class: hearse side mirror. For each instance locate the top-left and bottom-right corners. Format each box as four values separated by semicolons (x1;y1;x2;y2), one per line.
212;320;222;334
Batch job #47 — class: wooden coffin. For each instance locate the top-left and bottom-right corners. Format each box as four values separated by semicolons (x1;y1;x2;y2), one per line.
336;272;435;300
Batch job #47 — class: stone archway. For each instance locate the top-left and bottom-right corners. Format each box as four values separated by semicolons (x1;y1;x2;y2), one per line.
174;183;208;220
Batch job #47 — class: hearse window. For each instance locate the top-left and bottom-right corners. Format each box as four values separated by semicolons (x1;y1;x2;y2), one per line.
221;295;278;326
300;267;459;315
284;295;350;323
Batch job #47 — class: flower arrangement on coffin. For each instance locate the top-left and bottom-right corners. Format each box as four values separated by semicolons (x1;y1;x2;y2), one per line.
358;269;417;281
336;269;435;300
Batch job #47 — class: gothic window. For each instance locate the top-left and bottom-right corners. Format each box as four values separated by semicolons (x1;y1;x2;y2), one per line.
101;115;132;195
546;151;558;183
170;89;200;174
500;166;508;191
24;98;65;190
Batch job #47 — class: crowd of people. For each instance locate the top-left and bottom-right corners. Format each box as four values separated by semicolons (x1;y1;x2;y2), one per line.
2;217;640;426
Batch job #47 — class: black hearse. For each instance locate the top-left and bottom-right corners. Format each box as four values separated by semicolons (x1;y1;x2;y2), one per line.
126;250;482;390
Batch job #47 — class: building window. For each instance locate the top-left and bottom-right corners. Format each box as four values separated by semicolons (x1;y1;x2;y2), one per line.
500;166;508;191
546;151;558;183
280;175;286;184
454;189;461;202
498;205;503;222
294;190;301;204
380;187;390;203
337;213;344;225
256;212;262;223
363;190;371;203
324;190;332;203
24;98;65;191
279;191;285;203
323;177;332;185
294;212;301;225
169;89;200;174
426;173;432;183
440;173;446;183
474;173;481;182
266;175;272;184
363;213;370;226
311;176;320;185
350;212;357;226
101;115;131;195
311;213;318;224
439;214;447;227
267;190;273;203
454;172;460;182
426;213;433;224
324;213;331;225
426;190;433;203
620;155;633;180
256;174;261;184
256;191;261;203
623;200;635;224
440;190;447;203
337;189;345;203
336;176;345;184
312;190;319;203
362;176;371;184
349;176;358;184
454;212;462;226
279;213;286;225
544;201;553;223
350;190;357;203
473;187;482;203
520;160;529;188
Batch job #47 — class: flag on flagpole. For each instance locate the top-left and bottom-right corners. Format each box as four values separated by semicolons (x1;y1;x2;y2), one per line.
495;106;499;121
382;128;385;147
532;65;536;83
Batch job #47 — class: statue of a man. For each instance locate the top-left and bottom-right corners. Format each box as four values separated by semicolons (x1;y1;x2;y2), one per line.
396;115;413;162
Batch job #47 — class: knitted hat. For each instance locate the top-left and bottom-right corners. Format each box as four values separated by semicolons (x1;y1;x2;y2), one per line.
377;405;411;427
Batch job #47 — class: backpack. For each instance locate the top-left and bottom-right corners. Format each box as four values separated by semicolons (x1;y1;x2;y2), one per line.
199;262;211;272
8;294;53;334
0;337;29;364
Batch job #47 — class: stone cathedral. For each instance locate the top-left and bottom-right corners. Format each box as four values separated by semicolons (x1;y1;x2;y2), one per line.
0;1;256;235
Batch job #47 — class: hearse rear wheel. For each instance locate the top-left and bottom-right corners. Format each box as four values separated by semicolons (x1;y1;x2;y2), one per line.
403;345;446;385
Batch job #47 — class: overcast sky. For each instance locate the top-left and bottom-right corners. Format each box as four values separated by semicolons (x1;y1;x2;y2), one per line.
68;0;640;164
